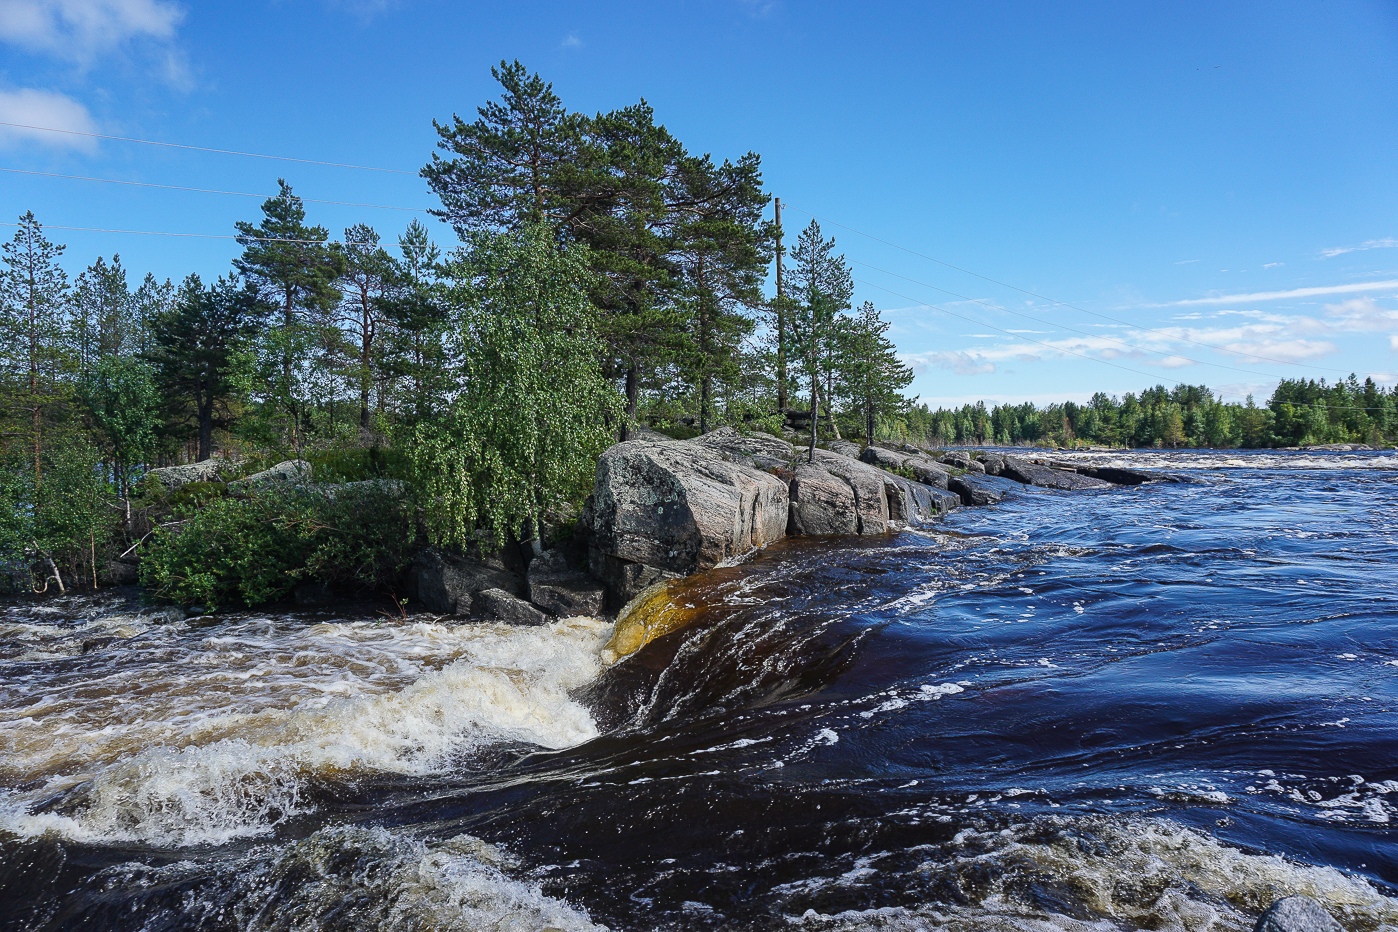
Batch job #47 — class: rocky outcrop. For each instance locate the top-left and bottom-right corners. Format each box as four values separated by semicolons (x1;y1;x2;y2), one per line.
233;459;312;488
979;452;1006;476
826;439;863;459
858;445;952;489
999;456;1114;490
938;451;986;474
411;548;524;615
1253;896;1341;932
528;549;606;617
472;588;550;626
948;474;1005;506
586;436;790;602
144;459;233;491
786;463;859;535
1043;461;1178;486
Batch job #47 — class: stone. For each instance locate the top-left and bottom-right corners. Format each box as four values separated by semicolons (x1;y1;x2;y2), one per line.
1253;896;1341;932
693;426;795;469
624;426;676;443
102;560;139;586
787;463;859;535
1000;456;1114;490
588;438;789;602
234;459;312;488
826;439;863;459
1045;462;1176;486
979;452;1006;476
527;549;606;617
143;459;231;491
859;444;910;473
810;450;891;534
949;474;1005;506
858;445;950;489
411;548;524;615
938;451;973;469
472;588;551;626
883;474;960;522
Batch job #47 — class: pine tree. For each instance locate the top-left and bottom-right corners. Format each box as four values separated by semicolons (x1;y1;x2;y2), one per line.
71;255;135;373
423;60;581;236
336;223;393;434
786;220;852;460
147;275;259;461
0;212;72;481
670;152;771;433
842;301;912;446
379;219;447;423
234;180;342;452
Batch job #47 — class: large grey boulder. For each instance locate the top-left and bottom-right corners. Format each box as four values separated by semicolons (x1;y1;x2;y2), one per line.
693;427;795;470
231;459;312;490
859;445;951;489
979;452;1006;476
1000;456;1114;490
527;549;605;617
587;437;789;602
1045;461;1178;486
810;450;891;534
143;459;232;491
826;439;863;459
1253;896;1341;932
883;473;961;521
787;463;859;535
473;588;550;626
948;474;1005;506
412;548;524;616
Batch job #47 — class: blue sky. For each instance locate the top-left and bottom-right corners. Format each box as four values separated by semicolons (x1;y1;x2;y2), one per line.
2;1;1397;406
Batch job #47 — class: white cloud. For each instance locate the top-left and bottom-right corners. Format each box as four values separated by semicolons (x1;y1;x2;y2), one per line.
0;0;182;62
1320;237;1398;259
1323;297;1398;333
561;33;582;48
0;87;96;149
1162;280;1398;307
903;350;996;376
1216;339;1336;363
1159;355;1193;368
1263;262;1284;268
1391;335;1398;351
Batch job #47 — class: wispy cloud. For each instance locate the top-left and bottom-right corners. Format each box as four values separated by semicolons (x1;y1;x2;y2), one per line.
1161;280;1398;307
1320;237;1398;259
1263;261;1284;269
0;0;182;63
0;87;96;149
561;33;582;48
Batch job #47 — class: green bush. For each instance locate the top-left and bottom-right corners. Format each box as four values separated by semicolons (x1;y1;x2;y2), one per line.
140;482;417;610
305;447;410;483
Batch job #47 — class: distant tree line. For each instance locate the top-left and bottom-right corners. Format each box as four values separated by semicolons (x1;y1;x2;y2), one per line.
0;60;910;594
893;380;1398;449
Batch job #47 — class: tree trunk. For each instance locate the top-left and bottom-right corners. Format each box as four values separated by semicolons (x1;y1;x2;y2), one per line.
197;392;214;461
807;374;819;463
624;362;639;440
866;397;875;447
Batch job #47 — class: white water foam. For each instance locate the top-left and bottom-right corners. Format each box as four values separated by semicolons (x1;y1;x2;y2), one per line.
786;816;1398;931
0;615;612;847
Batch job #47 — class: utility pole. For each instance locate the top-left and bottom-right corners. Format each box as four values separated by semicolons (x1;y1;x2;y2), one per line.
774;197;786;415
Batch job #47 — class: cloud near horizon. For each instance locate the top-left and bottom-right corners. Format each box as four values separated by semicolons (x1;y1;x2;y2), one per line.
1320;237;1398;259
1161;280;1398;307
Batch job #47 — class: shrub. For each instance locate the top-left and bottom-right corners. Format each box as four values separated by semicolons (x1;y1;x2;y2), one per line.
140;482;416;610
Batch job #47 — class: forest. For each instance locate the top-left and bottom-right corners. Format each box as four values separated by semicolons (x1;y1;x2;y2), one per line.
2;62;1395;601
0;62;910;599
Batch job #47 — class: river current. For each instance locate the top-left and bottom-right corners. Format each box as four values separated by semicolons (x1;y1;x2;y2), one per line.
1;450;1396;931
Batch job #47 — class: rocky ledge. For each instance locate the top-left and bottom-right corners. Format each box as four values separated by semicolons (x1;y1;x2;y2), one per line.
413;431;1176;630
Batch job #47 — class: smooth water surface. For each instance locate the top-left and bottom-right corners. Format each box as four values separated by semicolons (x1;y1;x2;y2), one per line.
1;450;1396;930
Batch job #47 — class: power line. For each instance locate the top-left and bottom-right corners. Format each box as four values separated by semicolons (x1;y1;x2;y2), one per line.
782;202;1362;373
0;221;382;247
0;121;418;175
0;167;430;212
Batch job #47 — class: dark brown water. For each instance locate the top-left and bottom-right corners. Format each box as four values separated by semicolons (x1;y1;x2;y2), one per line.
2;451;1397;930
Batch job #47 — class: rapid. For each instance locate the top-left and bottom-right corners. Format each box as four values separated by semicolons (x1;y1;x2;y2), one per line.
1;449;1396;930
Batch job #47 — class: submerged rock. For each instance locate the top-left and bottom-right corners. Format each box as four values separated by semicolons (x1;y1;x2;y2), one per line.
1000;456;1114;490
411;548;523;616
1254;896;1342;932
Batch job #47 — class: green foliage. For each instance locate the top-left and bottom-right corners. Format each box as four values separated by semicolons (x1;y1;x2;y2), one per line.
305;446;410;483
81;355;161;494
409;224;621;550
140;482;416;610
0;439;117;592
895;377;1398;449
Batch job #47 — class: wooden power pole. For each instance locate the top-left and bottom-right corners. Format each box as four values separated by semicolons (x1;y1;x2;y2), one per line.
774;197;786;415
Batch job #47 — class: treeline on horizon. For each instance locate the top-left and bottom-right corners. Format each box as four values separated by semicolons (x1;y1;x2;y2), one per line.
0;60;912;599
899;379;1398;449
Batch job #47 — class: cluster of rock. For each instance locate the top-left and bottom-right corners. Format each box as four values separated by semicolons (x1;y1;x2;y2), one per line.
410;430;1177;621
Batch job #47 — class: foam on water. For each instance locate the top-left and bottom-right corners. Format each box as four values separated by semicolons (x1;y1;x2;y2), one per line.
787;816;1398;932
0;614;612;846
90;824;606;931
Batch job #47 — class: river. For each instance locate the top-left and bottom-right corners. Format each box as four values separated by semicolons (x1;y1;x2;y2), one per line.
2;450;1396;930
